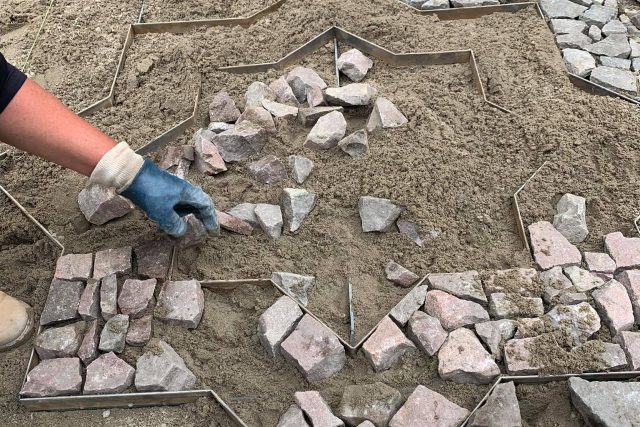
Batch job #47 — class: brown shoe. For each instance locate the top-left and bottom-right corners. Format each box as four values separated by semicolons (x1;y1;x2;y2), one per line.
0;291;35;352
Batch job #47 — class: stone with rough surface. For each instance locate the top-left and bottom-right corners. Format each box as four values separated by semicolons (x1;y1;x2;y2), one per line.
589;24;603;41
545;302;601;345
565;266;605;291
504;337;541;374
551;18;589;33
475;319;516;360
84;352;134;394
208;121;234;134
135;240;172;279
78;279;100;321
295;391;344;427
288;155;314;184
529;221;582;270
126;315;153;346
78;319;99;365
616;270;640;321
337;49;374;82
438;328;500;384
421;0;451;9
600;56;631;70
540;0;588;18
339;130;369;157
586;35;632;58
389;385;469;427
277;405;309;427
255;204;283;239
40;279;84;325
99;314;128;353
135;340;196;391
244;81;276;108
93;247;132;279
194;130;227;175
396;219;424;247
362;316;415;372
209;91;240;123
585;252;616;274
118;279;156;318
580;5;618;27
271;272;315;306
337;382;403;427
55;253;93;281
468;382;522;427
568;377;640;426
514;317;545;338
557;32;593;49
248;155;287;184
282;188;316;233
559;292;590;304
618;331;640;369
269;76;299;106
483;267;539;296
175;214;210;249
258;296;303;357
281;314;346;381
236;106;276;134
286;67;327;103
592;280;634;336
262;99;298;119
35;321;85;359
366;97;407;132
603;19;628;36
160;145;193;179
298;106;344;126
605;232;640;270
407;310;448;356
78;185;132;225
428;270;486;304
553;193;588;243
155;280;204;329
100;274;118;320
389;284;428;325
359;196;402;232
20;358;82;397
590;66;637;96
385;261;419;287
216;210;253;236
304;110;347;150
541;266;573;303
424;290;489;331
598;342;628;370
211;121;267;162
227;203;260;229
489;293;544;319
324;83;377;106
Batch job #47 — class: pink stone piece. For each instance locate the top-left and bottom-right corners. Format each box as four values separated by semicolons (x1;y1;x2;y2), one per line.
84;352;135;395
483;268;539;296
592;280;634;336
424;290;489;331
504;337;541;374
216;210;253;236
605;232;640;270
362;316;416;372
295;391;344;427
118;278;157;318
584;252;617;274
618;331;640;370
135;340;196;391
247;155;287;184
78;279;100;321
78;184;132;225
616;270;640;322
385;261;419;288
194;130;227;175
389;385;470;427
438;327;500;384
40;279;84;326
407;311;448;356
209;91;240;123
528;221;582;270
429;270;486;304
126;315;154;347
236;106;277;134
155;280;205;329
366;97;408;132
54;253;93;281
277;404;309;427
134;239;172;279
20;358;82;397
78;319;100;365
35;321;85;359
93;247;132;279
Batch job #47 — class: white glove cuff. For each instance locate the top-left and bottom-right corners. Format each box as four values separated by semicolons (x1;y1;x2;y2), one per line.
89;141;144;193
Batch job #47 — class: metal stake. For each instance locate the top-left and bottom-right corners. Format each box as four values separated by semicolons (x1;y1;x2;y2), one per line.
348;279;355;346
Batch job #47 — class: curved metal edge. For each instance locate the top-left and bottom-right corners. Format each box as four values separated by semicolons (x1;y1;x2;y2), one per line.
511;161;549;257
19;0;56;73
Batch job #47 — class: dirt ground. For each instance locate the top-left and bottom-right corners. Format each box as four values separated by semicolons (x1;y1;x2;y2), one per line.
2;0;640;425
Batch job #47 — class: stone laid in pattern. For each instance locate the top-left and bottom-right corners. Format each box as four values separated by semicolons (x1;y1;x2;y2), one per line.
428;270;486;304
337;382;403;427
592;280;634;336
93;247;132;279
118;278;157;319
568;377;640;426
605;232;640;270
258;296;303;358
389;284;428;326
99;314;129;353
271;272;315;306
78;279;100;321
35;321;85;359
40;279;84;326
20;358;82;397
362;316;416;372
438;327;500;384
155;280;205;329
54;253;93;281
407;311;448;356
83;352;135;395
528;221;581;270
424;290;489;331
389;385;470;427
295;391;344;427
135;340;196;392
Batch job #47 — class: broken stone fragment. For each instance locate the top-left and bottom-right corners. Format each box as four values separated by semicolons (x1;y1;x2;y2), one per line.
78;279;100;321
389;385;469;427
207;121;234;134
155;280;205;329
585;252;616;275
262;99;298;119
209;91;240;123
255;203;283;239
134;239;172;280
617;331;640;369
271;272;315;306
337;48;374;82
304;110;347;150
227;203;260;229
286;66;328;103
488;293;545;319
598;342;628;370
541;266;573;303
78;184;133;225
78;319;100;365
194;130;227;175
407;310;448;356
258;296;303;358
54;253;93;281
269;76;299;106
295;391;344;427
396;219;424;247
135;339;196;391
475;319;516;360
616;270;640;322
126;315;153;347
605;232;640;270
539;0;587;18
211;121;267;163
503;337;541;374
428;270;486;305
362;316;415;372
586;34;632;58
556;32;593;50
424;290;489;331
282;188;316;233
564;266;605;292
100;273;118;321
281;314;346;382
580;4;618;28
236;106;276;134
175;214;210;249
389;284;428;326
298;106;344;126
468;381;522;427
118;278;157;319
248;155;287;184
324;83;377;106
553;193;588;243
244;81;276;108
338;130;369;157
592;279;634;336
40;279;84;326
306;86;325;107
288;155;314;184
559;292;590;304
384;261;419;287
160;145;193;179
277;404;310;427
528;221;582;270
438;327;500;384
589;24;603;41
99;314;129;353
590;66;637;96
366;97;407;132
420;0;451;9
337;382;403;427
93;246;132;279
483;267;539;296
20;358;82;397
602;19;627;36
544;302;601;345
358;196;403;232
568;377;640;426
84;352;135;395
216;210;253;236
514;317;545;338
35;321;85;359
600;56;631;70
551;18;589;34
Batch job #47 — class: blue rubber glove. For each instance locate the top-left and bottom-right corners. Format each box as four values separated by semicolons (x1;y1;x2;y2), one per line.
121;159;218;237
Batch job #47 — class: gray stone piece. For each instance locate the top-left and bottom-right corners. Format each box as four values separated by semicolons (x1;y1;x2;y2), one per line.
258;296;303;357
389;385;470;427
421;0;451;9
304;110;347;150
475;319;516;360
282;188;316;233
295;391;344;427
389;284;428;326
155;280;205;329
564;266;605;291
100;273;118;321
568;377;640;426
269;76;299;106
586;36;632;58
78;279;100;321
54;253;93;281
603;19;628;36
244;81;276;108
589;24;603;41
288;155;314;184
118;278;156;319
277;405;310;427
337;382;403;427
362;316;416;372
84;352;135;395
99;314;129;353
135;340;196;392
227;203;260;229
93;247;132;279
286;66;328;103
248;155;287;184
540;266;573;303
598;342;629;370
126;315;153;347
209;91;240;123
600;56;632;69
556;32;593;49
590;66;637;96
271;272;315;306
78;319;100;365
366;97;408;132
339;129;369;157
489;293;545;319
468;381;522;427
324;83;377;106
385;261;419;288
134;239;172;280
450;0;499;6
20;358;82;397
559;292;590;304
424;290;490;331
208;121;234;133
358;196;403;232
438;327;500;384
35;321;85;359
211;121;267;162
78;184;132;225
298;106;344;126
550;18;589;34
40;279;84;326
540;0;588;18
580;5;618;27
544;302;601;345
337;49;374;82
592;280;634;336
553;193;588;243
255;203;284;239
428;270;487;305
407;310;448;356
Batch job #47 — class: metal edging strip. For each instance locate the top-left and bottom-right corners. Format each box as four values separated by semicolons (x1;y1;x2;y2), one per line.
511;161;549;258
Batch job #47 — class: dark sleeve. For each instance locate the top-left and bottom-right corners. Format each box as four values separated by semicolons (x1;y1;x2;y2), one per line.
0;53;27;114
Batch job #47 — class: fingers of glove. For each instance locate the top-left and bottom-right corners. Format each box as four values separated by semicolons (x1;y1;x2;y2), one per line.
158;210;188;237
180;185;218;231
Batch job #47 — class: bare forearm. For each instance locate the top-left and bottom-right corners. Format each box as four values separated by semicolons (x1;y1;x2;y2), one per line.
0;79;116;176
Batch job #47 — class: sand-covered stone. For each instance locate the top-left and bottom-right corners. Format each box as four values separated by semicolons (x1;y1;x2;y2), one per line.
271;272;315;306
118;278;156;319
385;261;419;287
339;129;369;157
209;91;240;123
277;405;309;427
605;232;640;270
468;381;522;427
545;302;601;345
424;290;489;331
565;266;605;291
407;310;448;356
54;253;93;281
286;67;327;103
389;385;469;427
568;377;640;426
389;284;428;325
155;280;204;329
553;193;588;243
541;266;574;303
212;121;267;162
288;155;314;184
255;203;283;239
324;83;377;106
592;279;634;336
504;337;541;374
84;352;134;395
337;49;373;82
126;315;153;347
559;292;590;304
529;221;581;270
78;184;132;225
35;321;85;359
258;296;303;357
40;279;84;325
359;196;402;232
366;97;407;132
475;319;516;360
20;358;82;397
295;391;344;427
135;340;196;391
489;293;544;319
78;319;100;365
362;316;415;372
337;382;403;427
99;314;129;353
438;327;500;384
93;247;132;279
483;267;539;296
304;110;347;150
428;270;486;304
282;188;316;233
134;240;172;279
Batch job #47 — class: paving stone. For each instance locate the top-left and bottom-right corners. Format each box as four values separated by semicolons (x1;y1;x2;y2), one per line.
557;32;593;49
20;358;82;397
288;155;314;184
244;81;276;108
216;210;253;236
618;331;640;369
384;261;419;288
590;66;637;95
227;203;260;229
193;130;227;175
468;381;522;427
605;232;640;269
247;155;287;184
559;292;590;304
540;266;574;303
396;219;424;247
337;49;374;82
304;110;347;150
54;253;93;281
544;302;601;345
438;327;500;384
270;76;299;106
78;279;100;321
424;290;490;331
589;24;603;40
100;273;118;320
255;203;283;239
78;184;132;225
236;106;276;135
40;279;84;326
631;11;640;28
134;239;172;279
603;19;628;36
514;317;546;338
362;316;416;372
306;86;325;107
420;0;451;9
389;284;428;326
277;404;310;427
630;38;640;57
616;270;640;321
337;382;403;427
93;247;132;279
155;280;204;329
389;385;469;427
587;35;632;58
324;83;377;107
407;310;448;356
568;377;640;426
475;319;516;360
262;99;298;119
592;279;634;336
540;0;588;18
175;214;213;249
208;121;234;133
600;56;632;69
553;193;588;243
489;293;545;319
286;67;328;103
271;272;315;306
551;18;589;33
78;319;99;365
429;270;486;304
211;121;267;162
298;106;344;126
126;315;153;347
598;342;629;370
281;314;346;381
450;0;499;6
359;196;403;232
585;252;616;274
529;221;581;270
35;321;85;359
209;91;240;123
84;352;135;394
366;97;408;132
99;314;129;353
580;5;618;27
295;391;344;427
118;278;156;319
338;129;369;157
282;188;316;233
564;266;605;291
258;296;303;357
135;339;196;391
483;268;540;296
503;337;541;374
